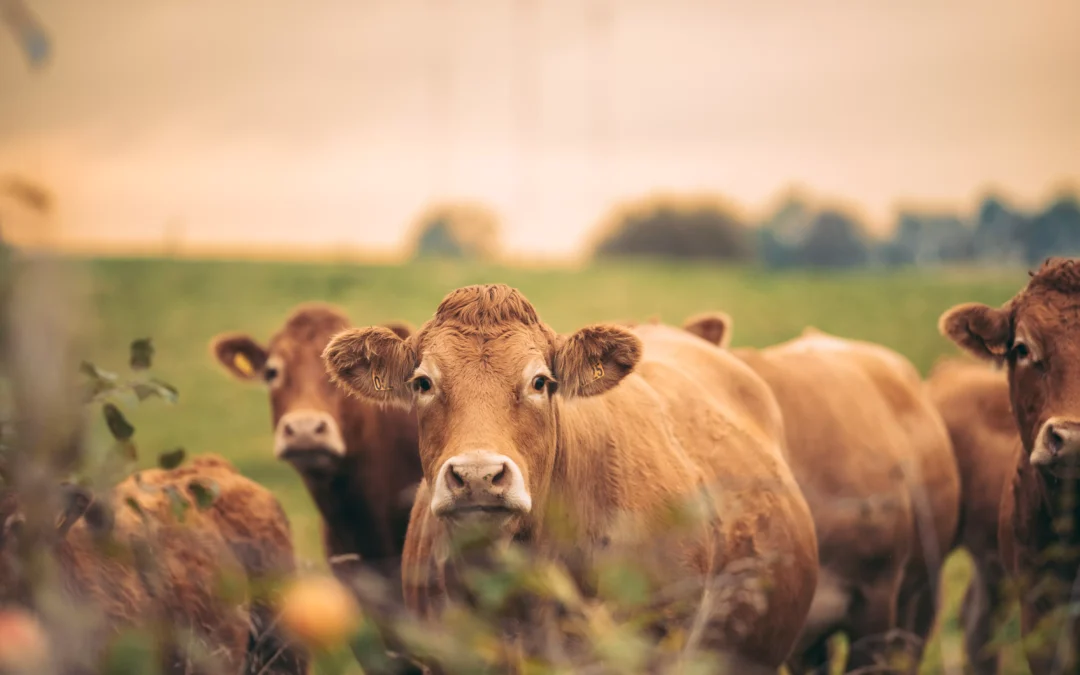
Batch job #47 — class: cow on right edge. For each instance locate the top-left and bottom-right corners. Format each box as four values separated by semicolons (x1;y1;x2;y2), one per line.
939;257;1080;675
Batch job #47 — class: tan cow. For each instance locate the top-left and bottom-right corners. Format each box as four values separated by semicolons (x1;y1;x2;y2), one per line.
682;315;961;672
322;284;819;674
211;304;423;675
925;358;1017;675
940;257;1080;674
0;456;309;675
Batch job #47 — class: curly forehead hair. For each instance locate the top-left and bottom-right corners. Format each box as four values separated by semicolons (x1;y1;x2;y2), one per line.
429;284;543;331
1024;257;1080;297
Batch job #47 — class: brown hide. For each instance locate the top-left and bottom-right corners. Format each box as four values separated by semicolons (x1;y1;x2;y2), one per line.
940;257;1080;674
684;316;961;670
926;358;1017;675
0;460;296;675
211;304;422;583
325;285;818;672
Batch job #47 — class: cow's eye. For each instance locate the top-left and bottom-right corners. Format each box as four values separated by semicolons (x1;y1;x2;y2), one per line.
413;376;433;393
532;375;548;392
1012;341;1032;363
263;367;279;383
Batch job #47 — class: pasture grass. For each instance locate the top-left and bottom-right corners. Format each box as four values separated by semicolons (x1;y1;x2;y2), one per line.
75;256;1030;674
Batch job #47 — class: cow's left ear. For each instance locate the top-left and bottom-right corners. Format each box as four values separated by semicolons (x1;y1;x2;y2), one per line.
555;324;642;398
682;311;732;348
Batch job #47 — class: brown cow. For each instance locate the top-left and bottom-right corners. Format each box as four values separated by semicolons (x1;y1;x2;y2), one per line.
211;304;423;674
682;315;961;672
323;284;819;674
0;456;308;675
940;257;1080;674
926;358;1017;675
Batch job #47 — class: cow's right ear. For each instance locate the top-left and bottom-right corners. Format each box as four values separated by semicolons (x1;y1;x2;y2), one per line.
210;333;269;381
682;312;732;348
938;302;1011;363
323;327;415;405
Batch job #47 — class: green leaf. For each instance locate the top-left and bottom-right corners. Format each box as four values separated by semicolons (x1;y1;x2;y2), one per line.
124;497;146;520
115;439;138;463
163;484;190;522
80;361;119;402
129;338;154;370
187;479;219;510
79;360;117;383
102;403;135;441
132;378;179;404
157;448;186;470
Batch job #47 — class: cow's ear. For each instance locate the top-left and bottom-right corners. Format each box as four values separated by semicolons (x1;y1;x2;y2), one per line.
682;312;732;348
383;321;414;341
210;333;269;381
939;303;1011;363
555;324;642;398
323;327;415;405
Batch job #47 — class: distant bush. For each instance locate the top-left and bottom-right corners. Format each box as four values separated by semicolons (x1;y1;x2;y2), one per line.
591;194;754;262
1025;194;1080;265
409;201;502;261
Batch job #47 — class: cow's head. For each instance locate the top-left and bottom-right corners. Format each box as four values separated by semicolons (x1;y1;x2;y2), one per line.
323;284;641;535
211;304;412;477
940;257;1080;477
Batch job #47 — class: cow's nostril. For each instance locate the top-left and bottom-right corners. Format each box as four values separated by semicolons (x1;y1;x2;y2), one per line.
446;465;466;490
491;463;510;487
1048;425;1064;455
314;420;328;435
283;424;295;438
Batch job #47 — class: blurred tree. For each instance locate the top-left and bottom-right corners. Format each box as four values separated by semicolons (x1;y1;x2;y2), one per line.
798;209;871;269
757;193;814;268
883;211;973;267
973;194;1027;265
409;202;502;261
1025;193;1080;265
592;194;753;262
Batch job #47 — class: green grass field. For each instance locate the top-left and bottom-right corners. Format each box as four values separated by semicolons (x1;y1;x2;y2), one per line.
75;257;1030;674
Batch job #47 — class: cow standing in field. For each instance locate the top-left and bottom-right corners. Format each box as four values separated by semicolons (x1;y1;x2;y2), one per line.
322;284;819;674
926;358;1018;675
211;304;423;674
682;315;961;672
940;257;1080;674
0;456;309;675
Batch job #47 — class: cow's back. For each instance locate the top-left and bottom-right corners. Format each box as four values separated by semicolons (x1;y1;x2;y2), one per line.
789;332;960;567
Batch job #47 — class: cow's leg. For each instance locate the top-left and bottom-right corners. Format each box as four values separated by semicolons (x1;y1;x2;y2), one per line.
845;575;903;671
960;555;1005;675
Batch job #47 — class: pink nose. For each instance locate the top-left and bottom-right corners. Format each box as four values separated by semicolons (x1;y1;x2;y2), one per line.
429;451;532;518
273;410;346;465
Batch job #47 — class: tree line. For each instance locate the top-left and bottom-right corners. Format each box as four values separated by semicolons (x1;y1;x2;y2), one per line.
410;189;1080;268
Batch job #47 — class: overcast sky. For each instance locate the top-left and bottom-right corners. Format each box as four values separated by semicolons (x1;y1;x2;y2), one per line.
1;0;1078;259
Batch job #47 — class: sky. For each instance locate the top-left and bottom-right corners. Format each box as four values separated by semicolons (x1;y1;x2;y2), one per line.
1;0;1078;260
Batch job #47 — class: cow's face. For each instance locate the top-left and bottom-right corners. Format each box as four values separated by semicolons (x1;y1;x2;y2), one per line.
211;304;411;478
323;285;641;537
941;258;1080;478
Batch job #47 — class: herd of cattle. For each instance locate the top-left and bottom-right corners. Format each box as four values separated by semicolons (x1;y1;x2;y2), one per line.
2;257;1079;675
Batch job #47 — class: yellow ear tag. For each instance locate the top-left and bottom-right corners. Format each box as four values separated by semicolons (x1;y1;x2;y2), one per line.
372;371;391;392
592;361;605;381
233;353;254;377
